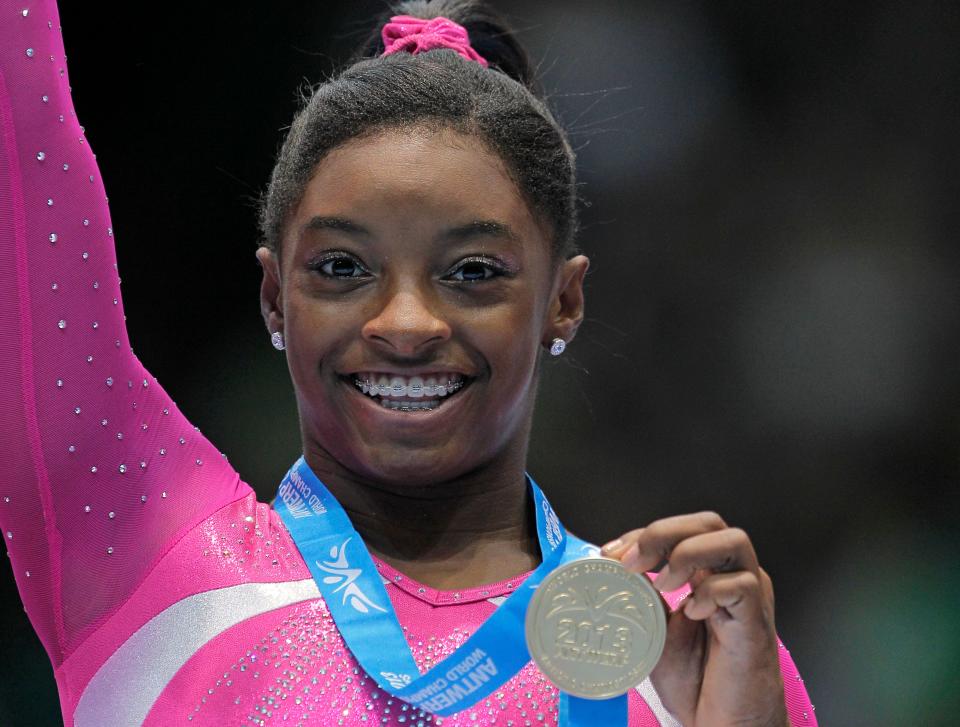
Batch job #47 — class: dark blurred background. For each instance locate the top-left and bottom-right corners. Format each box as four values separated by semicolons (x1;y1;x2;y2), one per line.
3;2;959;725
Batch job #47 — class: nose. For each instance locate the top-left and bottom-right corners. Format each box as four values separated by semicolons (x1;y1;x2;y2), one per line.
361;286;452;355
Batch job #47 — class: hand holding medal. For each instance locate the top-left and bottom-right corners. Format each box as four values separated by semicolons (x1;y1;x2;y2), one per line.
599;512;791;727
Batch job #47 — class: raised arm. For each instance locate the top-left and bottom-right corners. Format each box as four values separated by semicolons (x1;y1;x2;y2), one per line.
0;0;251;668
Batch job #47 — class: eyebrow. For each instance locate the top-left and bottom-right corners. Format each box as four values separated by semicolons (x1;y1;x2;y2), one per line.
301;216;520;246
300;216;370;238
442;220;519;245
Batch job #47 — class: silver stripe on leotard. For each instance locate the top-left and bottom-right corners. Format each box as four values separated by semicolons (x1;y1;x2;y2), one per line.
74;578;320;727
77;579;683;726
636;677;682;727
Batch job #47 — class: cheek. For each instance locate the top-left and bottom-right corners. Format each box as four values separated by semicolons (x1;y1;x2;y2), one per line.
468;298;544;384
282;296;342;382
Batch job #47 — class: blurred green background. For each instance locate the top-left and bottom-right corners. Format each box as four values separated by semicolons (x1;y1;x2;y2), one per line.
2;2;959;724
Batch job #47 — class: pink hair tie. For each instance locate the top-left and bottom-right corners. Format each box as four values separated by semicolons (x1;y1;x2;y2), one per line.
381;14;489;68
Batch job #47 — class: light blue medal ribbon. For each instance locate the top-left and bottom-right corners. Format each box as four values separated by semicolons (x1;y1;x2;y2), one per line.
274;457;627;725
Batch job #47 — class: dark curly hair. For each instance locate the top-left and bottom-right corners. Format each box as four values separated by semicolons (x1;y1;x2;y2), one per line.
257;0;578;258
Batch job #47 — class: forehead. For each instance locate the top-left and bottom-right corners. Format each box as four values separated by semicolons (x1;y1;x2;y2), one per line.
286;126;549;249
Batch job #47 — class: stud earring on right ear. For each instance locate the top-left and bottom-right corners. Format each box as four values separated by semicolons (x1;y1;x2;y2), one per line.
549;338;566;356
271;331;285;351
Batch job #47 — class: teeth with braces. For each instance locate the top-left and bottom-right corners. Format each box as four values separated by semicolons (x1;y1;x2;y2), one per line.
379;399;441;412
353;375;465;399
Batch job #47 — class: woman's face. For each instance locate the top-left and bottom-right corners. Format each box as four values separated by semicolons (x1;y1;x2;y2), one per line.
258;126;588;487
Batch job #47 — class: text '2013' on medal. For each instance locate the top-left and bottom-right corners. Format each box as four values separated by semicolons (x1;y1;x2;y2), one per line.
525;558;667;700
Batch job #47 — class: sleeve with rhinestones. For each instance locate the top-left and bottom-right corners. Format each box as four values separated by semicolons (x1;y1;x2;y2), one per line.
0;1;252;666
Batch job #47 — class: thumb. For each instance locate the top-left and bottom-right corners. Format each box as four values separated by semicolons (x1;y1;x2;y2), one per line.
649;600;705;724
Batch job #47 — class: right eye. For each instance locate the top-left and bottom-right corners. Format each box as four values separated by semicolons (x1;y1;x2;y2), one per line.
311;254;369;279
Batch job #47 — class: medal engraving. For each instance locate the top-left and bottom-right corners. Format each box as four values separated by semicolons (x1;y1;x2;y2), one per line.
525;558;667;699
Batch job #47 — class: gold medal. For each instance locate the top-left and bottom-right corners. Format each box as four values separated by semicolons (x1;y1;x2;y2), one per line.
525;558;667;699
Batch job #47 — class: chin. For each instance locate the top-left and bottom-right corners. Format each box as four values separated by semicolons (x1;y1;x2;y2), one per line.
346;442;482;488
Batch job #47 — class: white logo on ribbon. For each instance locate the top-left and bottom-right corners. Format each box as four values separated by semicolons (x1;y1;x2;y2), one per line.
380;671;413;689
542;500;563;550
317;538;387;614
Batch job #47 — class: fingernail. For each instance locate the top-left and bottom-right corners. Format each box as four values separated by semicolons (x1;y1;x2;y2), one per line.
601;538;623;554
621;544;640;569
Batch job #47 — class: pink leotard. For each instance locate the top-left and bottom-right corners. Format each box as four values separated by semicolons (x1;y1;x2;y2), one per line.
0;3;817;724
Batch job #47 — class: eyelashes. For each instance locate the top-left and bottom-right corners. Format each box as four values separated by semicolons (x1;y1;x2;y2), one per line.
443;256;510;282
307;251;514;283
307;252;370;279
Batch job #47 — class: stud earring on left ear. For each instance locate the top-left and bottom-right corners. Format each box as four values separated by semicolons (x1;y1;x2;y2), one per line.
271;331;285;351
549;338;566;356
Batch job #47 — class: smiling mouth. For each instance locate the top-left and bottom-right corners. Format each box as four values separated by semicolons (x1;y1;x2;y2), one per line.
349;373;470;412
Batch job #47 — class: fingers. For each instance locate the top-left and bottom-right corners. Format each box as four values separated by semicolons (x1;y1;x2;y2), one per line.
681;570;766;623
600;528;642;559
601;514;767;617
600;511;729;576
652;527;760;593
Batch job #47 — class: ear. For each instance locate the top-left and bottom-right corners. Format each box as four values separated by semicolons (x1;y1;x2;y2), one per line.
544;254;589;347
256;246;283;337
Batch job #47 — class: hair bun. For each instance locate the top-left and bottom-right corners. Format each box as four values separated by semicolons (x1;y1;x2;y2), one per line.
356;0;538;92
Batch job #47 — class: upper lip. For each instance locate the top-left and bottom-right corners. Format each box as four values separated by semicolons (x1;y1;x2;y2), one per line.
342;367;474;378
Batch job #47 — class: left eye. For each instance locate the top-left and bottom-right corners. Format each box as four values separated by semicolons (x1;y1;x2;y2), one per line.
316;256;368;278
446;259;499;282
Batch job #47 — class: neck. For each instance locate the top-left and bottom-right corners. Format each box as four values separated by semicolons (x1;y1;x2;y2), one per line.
300;449;541;590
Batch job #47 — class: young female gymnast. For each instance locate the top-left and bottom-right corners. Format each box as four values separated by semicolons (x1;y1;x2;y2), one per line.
0;1;816;724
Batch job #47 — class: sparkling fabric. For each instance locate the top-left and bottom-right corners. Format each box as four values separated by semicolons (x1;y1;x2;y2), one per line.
0;2;817;724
